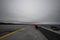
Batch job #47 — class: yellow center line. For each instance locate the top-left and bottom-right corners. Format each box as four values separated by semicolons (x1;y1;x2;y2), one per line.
0;27;27;39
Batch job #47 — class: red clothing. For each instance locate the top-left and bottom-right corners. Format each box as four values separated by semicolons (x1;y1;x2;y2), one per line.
34;24;39;27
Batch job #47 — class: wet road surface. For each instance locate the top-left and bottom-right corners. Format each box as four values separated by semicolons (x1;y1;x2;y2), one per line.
0;25;47;40
0;25;60;40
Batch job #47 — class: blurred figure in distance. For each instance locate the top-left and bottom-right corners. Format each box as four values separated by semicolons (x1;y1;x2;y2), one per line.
34;24;39;29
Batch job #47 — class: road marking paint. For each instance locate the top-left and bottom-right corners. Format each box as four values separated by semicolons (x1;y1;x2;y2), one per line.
0;27;27;39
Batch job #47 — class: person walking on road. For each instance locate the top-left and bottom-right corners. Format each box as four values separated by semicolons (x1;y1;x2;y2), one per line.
34;24;39;29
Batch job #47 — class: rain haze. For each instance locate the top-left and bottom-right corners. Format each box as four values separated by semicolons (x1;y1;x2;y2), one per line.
0;0;60;24
0;0;60;40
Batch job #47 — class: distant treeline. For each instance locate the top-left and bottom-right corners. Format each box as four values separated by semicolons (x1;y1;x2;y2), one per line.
0;22;30;25
0;22;16;25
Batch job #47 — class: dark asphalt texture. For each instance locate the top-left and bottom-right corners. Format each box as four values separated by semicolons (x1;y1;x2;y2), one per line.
0;25;60;40
0;25;25;36
0;25;47;40
38;27;60;40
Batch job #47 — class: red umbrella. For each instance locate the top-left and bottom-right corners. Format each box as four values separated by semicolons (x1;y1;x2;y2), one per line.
34;24;39;27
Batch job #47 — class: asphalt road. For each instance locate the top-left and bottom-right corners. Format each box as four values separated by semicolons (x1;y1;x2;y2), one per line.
0;25;25;36
1;25;60;40
0;25;48;40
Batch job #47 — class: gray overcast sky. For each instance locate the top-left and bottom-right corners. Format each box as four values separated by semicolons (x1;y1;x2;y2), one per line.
0;0;60;24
